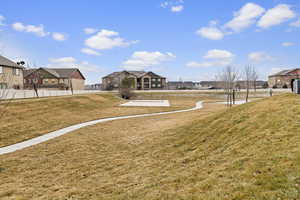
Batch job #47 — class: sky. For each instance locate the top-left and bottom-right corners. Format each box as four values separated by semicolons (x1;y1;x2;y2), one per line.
0;0;300;84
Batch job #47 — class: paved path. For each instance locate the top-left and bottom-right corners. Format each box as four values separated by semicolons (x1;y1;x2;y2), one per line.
0;101;203;155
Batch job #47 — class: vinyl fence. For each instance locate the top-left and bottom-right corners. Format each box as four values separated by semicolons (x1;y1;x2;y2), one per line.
0;89;104;100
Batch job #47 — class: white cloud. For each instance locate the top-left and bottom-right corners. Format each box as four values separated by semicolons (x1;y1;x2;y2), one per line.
258;4;296;28
122;51;176;71
290;18;300;27
0;15;5;26
204;49;235;59
84;28;98;34
49;57;77;63
196;26;224;40
171;5;184;12
12;22;49;37
248;52;274;62
224;3;265;32
81;48;101;56
48;57;101;73
186;49;234;68
85;29;137;50
186;60;232;68
52;32;67;41
282;42;294;47
161;0;184;12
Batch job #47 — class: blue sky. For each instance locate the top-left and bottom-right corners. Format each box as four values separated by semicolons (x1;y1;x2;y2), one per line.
0;0;300;84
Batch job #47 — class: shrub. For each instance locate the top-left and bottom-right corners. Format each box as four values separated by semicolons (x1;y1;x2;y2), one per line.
119;78;135;99
282;84;288;89
262;82;269;89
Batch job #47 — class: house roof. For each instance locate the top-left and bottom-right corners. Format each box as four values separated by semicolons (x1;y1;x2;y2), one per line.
23;69;36;77
103;70;165;79
24;68;85;80
0;55;24;69
269;68;300;77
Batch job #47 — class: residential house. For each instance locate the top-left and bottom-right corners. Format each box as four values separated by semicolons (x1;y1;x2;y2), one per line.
0;55;24;89
24;68;85;90
268;68;300;88
102;71;166;90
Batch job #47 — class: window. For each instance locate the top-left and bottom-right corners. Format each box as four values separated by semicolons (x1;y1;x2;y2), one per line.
152;78;156;82
44;79;49;84
152;84;156;87
13;68;20;76
0;66;3;73
157;84;161;87
51;79;56;84
157;78;161;82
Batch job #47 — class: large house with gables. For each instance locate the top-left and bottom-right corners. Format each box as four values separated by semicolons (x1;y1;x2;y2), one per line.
24;68;85;90
0;55;24;89
102;71;166;90
268;68;300;88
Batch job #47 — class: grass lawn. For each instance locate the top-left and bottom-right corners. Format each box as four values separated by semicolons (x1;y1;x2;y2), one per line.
1;93;300;199
0;92;218;147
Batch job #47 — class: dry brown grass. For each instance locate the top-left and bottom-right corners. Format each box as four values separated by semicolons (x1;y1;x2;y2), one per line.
1;94;298;199
0;100;224;200
0;93;208;147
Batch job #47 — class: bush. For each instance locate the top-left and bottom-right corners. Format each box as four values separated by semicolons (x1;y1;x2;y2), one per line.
262;82;269;89
282;84;288;89
119;77;135;99
119;88;135;99
273;85;278;89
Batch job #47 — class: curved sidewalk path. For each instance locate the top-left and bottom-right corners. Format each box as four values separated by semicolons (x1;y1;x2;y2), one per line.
0;101;203;155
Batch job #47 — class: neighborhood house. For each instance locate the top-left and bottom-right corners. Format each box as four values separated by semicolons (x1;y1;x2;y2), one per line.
0;55;24;89
102;71;166;90
268;68;300;88
24;68;85;90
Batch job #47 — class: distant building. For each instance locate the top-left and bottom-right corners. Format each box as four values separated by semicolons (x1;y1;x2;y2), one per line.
167;81;194;90
102;71;166;90
85;84;102;90
24;68;85;90
268;68;300;88
0;55;24;89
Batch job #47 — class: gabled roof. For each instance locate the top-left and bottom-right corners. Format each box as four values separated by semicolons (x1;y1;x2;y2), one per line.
103;70;165;79
23;69;36;77
24;68;85;80
269;68;300;77
0;55;24;69
127;71;148;78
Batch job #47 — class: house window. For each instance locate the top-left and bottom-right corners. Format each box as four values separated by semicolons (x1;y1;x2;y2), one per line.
51;79;56;84
157;78;161;82
13;68;20;76
0;66;3;73
152;84;156;87
152;78;156;82
157;84;161;87
44;79;49;84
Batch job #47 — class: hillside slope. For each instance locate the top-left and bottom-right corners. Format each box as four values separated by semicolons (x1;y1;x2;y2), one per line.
149;93;300;199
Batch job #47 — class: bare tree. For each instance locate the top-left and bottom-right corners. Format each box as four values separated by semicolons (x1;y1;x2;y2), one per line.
244;65;252;103
219;66;239;107
244;65;259;102
119;77;135;99
252;68;259;93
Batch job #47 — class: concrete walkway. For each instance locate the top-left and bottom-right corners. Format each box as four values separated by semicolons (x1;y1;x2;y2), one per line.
0;101;203;155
